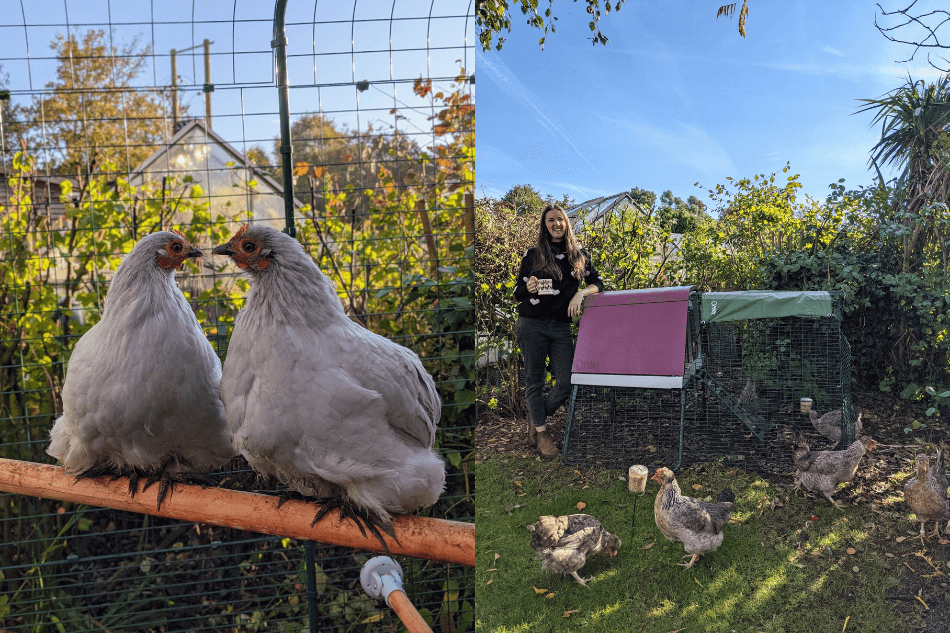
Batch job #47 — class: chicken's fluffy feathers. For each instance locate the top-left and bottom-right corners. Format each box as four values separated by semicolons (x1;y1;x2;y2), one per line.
652;467;734;569
47;231;233;490
528;514;620;586
904;447;949;539
214;226;444;524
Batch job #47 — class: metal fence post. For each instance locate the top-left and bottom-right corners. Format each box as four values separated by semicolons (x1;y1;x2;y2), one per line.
272;0;296;237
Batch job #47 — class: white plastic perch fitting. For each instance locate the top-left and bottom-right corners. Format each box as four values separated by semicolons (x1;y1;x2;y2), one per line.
360;556;433;633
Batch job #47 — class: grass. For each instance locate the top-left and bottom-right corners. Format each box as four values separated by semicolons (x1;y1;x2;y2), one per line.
475;455;937;633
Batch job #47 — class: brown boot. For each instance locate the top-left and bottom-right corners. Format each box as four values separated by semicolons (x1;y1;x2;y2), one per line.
536;430;558;460
527;419;538;447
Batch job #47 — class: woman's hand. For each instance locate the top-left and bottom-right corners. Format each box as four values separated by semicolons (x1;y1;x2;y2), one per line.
568;291;586;318
526;276;539;294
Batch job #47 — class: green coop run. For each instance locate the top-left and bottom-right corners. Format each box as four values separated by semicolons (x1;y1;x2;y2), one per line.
563;288;858;473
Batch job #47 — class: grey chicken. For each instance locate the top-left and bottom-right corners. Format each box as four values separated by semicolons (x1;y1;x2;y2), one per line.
47;231;234;509
652;467;735;569
808;408;862;444
528;514;621;586
904;447;949;539
791;428;876;509
212;225;444;549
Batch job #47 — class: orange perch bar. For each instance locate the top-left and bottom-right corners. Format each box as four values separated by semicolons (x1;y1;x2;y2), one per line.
0;458;474;567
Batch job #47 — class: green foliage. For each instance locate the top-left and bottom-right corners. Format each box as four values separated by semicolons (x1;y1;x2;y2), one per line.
856;73;950;271
501;183;546;215
475;0;626;51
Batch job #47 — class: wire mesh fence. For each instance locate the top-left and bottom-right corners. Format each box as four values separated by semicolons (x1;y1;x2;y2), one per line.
565;293;855;475
0;1;474;630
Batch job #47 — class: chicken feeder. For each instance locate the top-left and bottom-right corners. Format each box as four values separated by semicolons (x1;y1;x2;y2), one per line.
563;288;857;473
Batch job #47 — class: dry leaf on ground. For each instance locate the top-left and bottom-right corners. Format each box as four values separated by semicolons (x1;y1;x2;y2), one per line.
563;610;579;618
847;548;856;555
576;502;586;510
641;542;655;550
532;586;548;594
692;484;702;491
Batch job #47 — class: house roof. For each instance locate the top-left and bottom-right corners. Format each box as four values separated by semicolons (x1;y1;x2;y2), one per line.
130;118;295;205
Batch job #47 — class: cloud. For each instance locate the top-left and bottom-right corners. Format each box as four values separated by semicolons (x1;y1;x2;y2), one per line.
477;50;601;176
595;115;737;181
822;46;846;57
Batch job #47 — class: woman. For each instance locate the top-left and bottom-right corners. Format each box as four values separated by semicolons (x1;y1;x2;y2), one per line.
514;203;603;459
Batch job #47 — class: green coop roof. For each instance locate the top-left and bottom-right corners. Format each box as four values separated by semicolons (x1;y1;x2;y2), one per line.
700;290;834;323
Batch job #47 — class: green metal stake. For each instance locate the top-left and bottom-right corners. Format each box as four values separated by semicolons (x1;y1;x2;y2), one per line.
272;0;296;238
304;541;319;633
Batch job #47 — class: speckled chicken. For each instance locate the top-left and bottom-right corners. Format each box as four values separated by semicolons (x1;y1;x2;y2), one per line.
791;428;876;509
809;408;862;444
904;447;948;539
528;514;621;586
651;467;735;569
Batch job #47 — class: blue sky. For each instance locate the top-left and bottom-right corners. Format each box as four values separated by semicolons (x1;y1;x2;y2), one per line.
1;0;473;160
476;1;946;207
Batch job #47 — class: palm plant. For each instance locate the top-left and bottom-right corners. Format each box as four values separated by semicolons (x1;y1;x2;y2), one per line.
856;74;950;271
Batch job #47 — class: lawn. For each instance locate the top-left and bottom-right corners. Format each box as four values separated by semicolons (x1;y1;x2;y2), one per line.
474;417;948;632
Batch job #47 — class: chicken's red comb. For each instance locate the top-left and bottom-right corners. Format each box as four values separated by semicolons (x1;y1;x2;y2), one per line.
232;224;250;241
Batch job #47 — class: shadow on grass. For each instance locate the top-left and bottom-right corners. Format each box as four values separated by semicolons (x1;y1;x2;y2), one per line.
475;455;938;633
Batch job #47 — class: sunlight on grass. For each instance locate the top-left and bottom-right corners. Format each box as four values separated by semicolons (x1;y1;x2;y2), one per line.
647;597;676;618
748;566;788;610
697;591;742;621
589;600;625;621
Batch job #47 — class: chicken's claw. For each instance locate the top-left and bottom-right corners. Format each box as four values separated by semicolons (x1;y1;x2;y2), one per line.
310;496;400;554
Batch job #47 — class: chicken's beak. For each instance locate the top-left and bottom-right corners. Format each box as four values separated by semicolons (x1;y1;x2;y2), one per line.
212;243;234;256
186;245;203;259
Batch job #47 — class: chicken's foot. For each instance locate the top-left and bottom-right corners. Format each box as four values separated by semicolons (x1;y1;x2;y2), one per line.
823;494;845;510
676;554;700;569
310;496;400;554
570;571;592;586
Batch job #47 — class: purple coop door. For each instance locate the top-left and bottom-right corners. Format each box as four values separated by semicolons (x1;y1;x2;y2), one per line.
572;286;694;389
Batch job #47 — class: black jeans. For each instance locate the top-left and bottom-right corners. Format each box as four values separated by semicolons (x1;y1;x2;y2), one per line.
516;317;575;429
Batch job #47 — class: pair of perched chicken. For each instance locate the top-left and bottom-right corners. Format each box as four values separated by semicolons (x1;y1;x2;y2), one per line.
529;467;734;584
47;227;445;543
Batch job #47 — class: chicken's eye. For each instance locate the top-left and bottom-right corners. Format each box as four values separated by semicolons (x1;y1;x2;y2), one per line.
241;241;256;253
170;242;183;254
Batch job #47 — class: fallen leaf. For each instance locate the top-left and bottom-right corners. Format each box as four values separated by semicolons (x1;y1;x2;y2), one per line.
515;481;522;487
576;502;586;510
574;470;581;475
641;542;655;550
885;553;895;558
563;610;579;618
852;566;859;573
486;568;497;572
896;536;906;543
692;484;702;491
533;586;548;594
582;485;589;490
546;593;556;599
847;548;856;555
842;615;850;631
494;553;500;561
939;539;949;545
915;595;929;609
486;579;493;585
694;577;703;587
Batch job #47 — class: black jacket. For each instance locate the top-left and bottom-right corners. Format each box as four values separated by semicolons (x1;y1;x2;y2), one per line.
514;244;604;323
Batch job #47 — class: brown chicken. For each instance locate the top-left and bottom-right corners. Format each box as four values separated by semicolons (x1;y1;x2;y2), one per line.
791;428;876;509
808;408;862;444
528;514;621;586
904;447;949;539
652;467;735;569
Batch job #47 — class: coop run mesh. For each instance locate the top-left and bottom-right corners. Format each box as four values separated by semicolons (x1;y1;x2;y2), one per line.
564;290;857;475
0;1;474;630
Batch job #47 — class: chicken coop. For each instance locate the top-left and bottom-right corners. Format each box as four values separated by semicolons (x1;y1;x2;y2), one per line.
0;1;474;631
563;287;857;474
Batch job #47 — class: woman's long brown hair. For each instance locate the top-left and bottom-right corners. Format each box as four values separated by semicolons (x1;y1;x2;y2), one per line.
533;203;586;282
